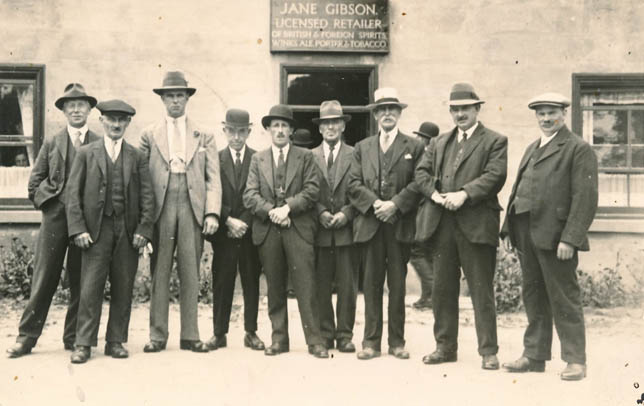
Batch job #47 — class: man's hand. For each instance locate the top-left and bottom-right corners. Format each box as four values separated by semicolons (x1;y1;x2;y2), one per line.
132;233;148;249
442;190;468;211
202;214;219;235
269;205;290;225
73;232;93;249
557;241;575;261
331;212;348;228
226;217;248;239
278;216;291;228
319;211;334;229
502;235;513;253
431;190;446;206
374;200;398;223
372;199;384;211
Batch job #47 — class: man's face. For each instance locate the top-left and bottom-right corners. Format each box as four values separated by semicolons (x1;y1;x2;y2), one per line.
269;119;293;148
224;125;251;151
535;106;566;136
100;113;131;140
319;118;345;146
449;104;480;131
14;153;29;167
161;90;189;118
63;99;91;128
373;105;401;132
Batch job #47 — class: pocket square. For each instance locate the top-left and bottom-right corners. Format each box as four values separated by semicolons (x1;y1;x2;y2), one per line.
404;153;412;160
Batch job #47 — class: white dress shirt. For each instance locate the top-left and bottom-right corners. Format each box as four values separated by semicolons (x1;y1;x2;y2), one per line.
229;145;246;163
458;122;479;142
271;143;290;167
322;141;340;164
539;130;558;148
379;126;399;152
67;124;88;146
166;115;187;172
104;137;123;162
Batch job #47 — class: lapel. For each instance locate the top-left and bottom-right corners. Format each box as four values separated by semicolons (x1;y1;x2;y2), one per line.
121;141;134;191
258;149;274;192
332;142;352;193
153;120;171;164
535;127;569;165
55;129;69;163
384;131;408;175
185;117;201;166
312;145;329;185
517;139;540;174
456;123;486;172
367;135;380;176
90;140;107;179
284;146;302;191
435;129;455;175
221;148;236;190
239;147;254;191
86;129;101;144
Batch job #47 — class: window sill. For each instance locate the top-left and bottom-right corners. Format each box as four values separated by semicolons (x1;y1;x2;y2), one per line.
0;209;41;223
590;213;644;233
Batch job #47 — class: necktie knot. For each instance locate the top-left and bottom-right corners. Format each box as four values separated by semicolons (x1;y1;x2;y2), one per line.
235;151;241;162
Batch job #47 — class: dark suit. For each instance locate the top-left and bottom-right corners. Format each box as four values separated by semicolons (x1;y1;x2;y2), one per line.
66;140;154;347
208;147;261;336
501;126;598;364
348;131;424;350
415;122;507;356
312;142;357;343
15;128;99;348
243;145;323;347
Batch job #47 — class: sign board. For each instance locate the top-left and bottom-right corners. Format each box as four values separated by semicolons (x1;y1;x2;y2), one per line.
270;0;389;53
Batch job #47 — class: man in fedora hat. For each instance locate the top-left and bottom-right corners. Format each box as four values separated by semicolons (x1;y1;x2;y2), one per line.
348;88;425;360
243;104;328;359
140;71;221;353
501;93;597;381
311;100;357;352
7;83;101;358
204;108;265;352
66;100;154;363
415;82;507;370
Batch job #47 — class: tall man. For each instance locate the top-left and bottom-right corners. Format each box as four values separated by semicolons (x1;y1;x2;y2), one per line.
415;83;507;370
348;88;424;360
66;100;154;363
7;84;100;358
501;93;598;381
312;100;357;352
205;108;264;352
243;104;328;359
140;71;221;353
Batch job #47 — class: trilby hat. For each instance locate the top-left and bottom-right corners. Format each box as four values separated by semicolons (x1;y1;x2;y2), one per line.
448;82;485;106
367;87;408;110
312;100;351;123
55;83;97;110
153;71;196;96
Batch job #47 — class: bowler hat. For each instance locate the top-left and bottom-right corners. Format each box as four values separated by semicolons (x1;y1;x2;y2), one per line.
153;71;196;96
96;99;136;116
413;121;440;139
448;83;485;106
55;83;97;110
291;128;315;148
312;100;351;123
261;104;295;129
367;87;408;110
528;92;571;110
222;108;252;127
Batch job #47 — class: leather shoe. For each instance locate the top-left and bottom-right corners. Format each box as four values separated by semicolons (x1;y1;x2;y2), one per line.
502;356;545;373
70;346;91;364
104;342;129;359
388;346;410;359
561;363;587;381
482;354;500;370
422;349;457;364
180;340;209;353
357;347;381;360
6;342;33;358
308;344;329;359
206;335;227;350
64;342;75;351
336;340;356;353
243;332;265;351
324;338;335;350
412;298;432;310
264;343;289;356
143;340;166;353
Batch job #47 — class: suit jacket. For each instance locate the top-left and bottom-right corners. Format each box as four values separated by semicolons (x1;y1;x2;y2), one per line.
66;140;155;243
243;145;319;246
415;122;507;247
139;117;221;226
501;126;598;251
312;142;355;247
28;128;101;209
347;131;424;244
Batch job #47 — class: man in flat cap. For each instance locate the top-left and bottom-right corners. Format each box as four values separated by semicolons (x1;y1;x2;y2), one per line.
66;100;154;363
7;83;100;358
501;93;598;381
140;71;221;353
348;88;425;360
243;104;328;359
205;108;265;352
312;100;357;352
415;83;507;370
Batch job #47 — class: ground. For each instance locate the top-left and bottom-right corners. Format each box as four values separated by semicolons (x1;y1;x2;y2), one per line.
1;294;643;406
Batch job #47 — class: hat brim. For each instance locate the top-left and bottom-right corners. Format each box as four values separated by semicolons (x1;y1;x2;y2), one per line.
448;99;485;106
367;101;408;110
413;131;436;139
261;115;296;129
153;86;197;96
221;121;253;128
528;102;570;110
55;95;98;110
312;114;352;124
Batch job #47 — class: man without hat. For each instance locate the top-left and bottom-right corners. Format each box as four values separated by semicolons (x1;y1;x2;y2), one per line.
501;93;598;381
415;83;507;370
312;100;358;352
204;108;265;352
66;100;154;363
140;71;221;353
7;83;100;358
348;88;425;360
243;104;328;358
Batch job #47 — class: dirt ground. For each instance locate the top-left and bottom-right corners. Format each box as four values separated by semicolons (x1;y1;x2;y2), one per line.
1;294;643;406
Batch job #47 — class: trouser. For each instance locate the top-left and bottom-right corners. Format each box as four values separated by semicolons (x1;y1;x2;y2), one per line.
409;242;434;299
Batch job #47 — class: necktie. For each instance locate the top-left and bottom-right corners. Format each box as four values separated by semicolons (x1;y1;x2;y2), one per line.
110;141;118;163
382;133;390;152
234;151;242;186
173;118;184;162
277;148;286;195
278;148;285;169
460;131;468;144
327;144;335;171
73;131;82;150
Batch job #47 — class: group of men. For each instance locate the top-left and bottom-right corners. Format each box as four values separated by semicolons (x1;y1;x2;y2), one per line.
6;71;598;382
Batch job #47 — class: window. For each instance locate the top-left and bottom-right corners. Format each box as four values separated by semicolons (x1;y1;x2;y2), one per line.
572;74;644;212
280;64;377;147
0;64;45;207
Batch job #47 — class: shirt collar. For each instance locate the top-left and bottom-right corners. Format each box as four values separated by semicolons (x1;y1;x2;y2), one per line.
458;122;479;142
271;143;290;164
166;115;186;126
104;136;123;150
67;124;89;142
229;145;246;161
540;130;559;148
379;126;399;139
323;141;340;158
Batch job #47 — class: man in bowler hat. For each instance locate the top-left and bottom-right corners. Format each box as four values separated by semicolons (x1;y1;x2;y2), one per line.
7;84;100;358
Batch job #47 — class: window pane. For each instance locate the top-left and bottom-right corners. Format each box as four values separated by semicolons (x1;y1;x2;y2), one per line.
632;146;644;168
592;110;627;145
632;110;644;144
598;173;628;206
0;82;34;168
593;145;627;168
291;111;370;148
287;71;370;106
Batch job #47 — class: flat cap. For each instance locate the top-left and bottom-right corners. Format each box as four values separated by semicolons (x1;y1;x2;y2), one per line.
96;99;136;116
528;93;570;109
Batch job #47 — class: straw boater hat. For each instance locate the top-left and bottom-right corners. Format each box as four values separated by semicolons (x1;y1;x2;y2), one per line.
413;122;440;139
261;104;296;129
448;83;485;106
367;87;408;110
96;99;136;116
222;108;252;127
528;93;571;110
312;100;352;123
153;71;196;96
55;83;97;110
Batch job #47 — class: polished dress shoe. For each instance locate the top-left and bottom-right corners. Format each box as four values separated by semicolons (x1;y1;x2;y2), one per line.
336;340;356;353
388;346;410;360
70;346;91;364
104;342;129;359
308;344;329;359
357;347;381;360
324;338;335;350
482;354;500;370
561;363;587;381
264;343;289;356
6;342;33;358
64;342;75;351
205;335;227;350
143;340;166;353
243;332;265;351
412;298;432;310
180;340;209;353
422;349;457;364
502;356;545;373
